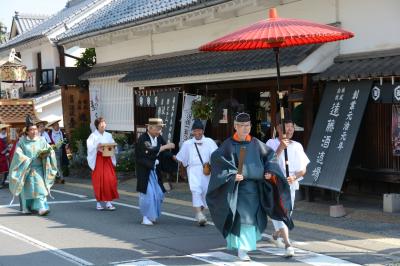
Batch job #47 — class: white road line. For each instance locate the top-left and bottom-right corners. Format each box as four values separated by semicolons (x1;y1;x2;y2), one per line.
259;247;362;266
0;199;96;209
261;233;308;246
113;201;362;266
48;199;96;204
0;224;94;266
0;203;20;208
110;259;165;265
52;189;88;198
111;201;201;223
188;251;267;266
0;192;360;266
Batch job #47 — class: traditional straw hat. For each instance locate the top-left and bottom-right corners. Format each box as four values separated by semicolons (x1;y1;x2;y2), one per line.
47;119;61;127
35;120;48;126
145;118;165;127
0;124;11;130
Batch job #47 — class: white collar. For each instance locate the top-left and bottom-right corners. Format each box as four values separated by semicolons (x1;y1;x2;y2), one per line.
147;133;157;141
193;136;204;143
147;133;158;147
27;135;38;141
95;130;106;136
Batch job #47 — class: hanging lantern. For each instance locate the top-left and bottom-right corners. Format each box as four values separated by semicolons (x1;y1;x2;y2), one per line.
0;61;28;83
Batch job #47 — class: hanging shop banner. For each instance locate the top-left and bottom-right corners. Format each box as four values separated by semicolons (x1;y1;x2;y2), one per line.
392;104;400;156
179;94;199;146
156;91;179;142
393;84;400;103
89;88;101;132
371;83;399;103
301;80;372;192
136;93;156;107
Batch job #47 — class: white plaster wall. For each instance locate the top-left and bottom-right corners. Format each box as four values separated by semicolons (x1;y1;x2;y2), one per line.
96;36;151;64
338;0;400;54
65;46;85;67
94;0;399;64
89;77;134;131
35;99;64;128
20;43;59;70
276;0;337;24
95;0;338;62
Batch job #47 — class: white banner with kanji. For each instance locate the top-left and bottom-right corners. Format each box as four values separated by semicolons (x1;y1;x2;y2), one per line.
89;88;101;132
179;94;198;147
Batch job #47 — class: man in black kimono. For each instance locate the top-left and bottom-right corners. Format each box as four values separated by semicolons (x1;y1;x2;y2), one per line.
135;118;175;225
207;112;293;261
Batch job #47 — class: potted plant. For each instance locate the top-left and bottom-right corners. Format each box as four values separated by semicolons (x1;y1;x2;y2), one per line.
191;96;215;121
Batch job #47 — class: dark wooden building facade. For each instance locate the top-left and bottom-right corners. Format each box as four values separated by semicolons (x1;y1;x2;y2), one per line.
56;67;90;137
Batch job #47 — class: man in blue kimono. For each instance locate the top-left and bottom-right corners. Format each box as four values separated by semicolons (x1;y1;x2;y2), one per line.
207;112;293;261
8;115;58;215
135;118;176;225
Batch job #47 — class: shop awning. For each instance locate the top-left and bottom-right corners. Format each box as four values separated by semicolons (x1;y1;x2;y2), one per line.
301;80;372;192
314;49;400;81
118;44;333;86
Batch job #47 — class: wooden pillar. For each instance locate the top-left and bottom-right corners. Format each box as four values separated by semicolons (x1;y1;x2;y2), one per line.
57;45;65;67
60;85;70;137
303;74;313;148
270;81;278;137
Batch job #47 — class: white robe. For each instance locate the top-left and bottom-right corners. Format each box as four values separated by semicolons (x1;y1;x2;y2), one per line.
86;130;116;171
266;138;310;230
50;129;64;145
40;131;51;144
176;136;217;207
266;138;310;192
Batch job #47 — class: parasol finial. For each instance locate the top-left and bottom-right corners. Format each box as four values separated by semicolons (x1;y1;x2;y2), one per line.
269;8;278;19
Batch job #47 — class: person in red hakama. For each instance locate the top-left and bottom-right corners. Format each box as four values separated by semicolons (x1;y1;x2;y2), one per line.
0;124;10;188
86;117;119;210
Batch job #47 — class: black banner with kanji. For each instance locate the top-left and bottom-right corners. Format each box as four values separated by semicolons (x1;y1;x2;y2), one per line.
155;91;179;142
301;81;372;192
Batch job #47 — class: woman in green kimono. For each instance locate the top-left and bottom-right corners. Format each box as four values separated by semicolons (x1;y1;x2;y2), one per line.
8;115;58;215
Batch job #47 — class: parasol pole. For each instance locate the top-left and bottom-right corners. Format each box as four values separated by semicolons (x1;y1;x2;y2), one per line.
273;47;290;178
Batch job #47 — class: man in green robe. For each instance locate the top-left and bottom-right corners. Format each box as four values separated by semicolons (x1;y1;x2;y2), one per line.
207;112;293;261
8;115;58;215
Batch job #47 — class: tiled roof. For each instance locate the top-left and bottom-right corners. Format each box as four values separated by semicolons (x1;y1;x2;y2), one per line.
0;0;104;52
0;99;40;124
79;57;146;80
58;0;230;41
116;45;320;83
315;49;400;81
11;12;49;36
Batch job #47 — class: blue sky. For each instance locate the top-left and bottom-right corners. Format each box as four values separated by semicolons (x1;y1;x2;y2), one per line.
0;0;68;30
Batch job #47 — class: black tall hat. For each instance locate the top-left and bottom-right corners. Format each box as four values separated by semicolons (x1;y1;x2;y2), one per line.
234;112;251;122
25;115;34;128
191;119;204;130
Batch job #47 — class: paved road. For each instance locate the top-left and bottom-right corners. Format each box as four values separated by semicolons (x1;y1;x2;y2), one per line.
0;181;399;266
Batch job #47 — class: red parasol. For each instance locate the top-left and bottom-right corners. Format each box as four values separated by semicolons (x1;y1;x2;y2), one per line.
199;8;354;177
